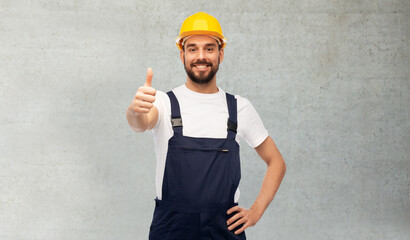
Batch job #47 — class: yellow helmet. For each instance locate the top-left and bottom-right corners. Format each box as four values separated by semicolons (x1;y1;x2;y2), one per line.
176;12;227;51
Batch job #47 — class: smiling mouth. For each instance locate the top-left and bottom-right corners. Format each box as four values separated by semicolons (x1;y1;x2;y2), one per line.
192;64;211;70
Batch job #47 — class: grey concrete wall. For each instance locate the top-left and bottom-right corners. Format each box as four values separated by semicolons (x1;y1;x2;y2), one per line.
1;0;409;239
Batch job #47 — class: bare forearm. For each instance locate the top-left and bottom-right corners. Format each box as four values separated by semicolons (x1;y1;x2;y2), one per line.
126;104;148;133
250;157;286;219
226;155;286;234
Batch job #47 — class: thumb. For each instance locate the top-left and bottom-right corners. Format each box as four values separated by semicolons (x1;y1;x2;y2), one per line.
145;67;153;87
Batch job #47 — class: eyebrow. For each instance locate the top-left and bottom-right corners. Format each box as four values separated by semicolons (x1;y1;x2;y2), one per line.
186;43;218;48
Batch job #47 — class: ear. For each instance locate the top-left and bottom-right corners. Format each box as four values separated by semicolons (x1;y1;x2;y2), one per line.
180;50;185;64
219;48;224;63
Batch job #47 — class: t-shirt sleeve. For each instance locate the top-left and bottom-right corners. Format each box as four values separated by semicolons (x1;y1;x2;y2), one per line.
152;91;168;132
237;96;269;148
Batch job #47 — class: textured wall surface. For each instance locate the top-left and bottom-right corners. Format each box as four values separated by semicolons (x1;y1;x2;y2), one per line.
1;0;409;239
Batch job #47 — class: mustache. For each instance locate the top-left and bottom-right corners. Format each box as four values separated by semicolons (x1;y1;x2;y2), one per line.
191;60;212;66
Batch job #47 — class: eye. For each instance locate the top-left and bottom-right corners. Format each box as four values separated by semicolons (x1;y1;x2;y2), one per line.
188;48;197;52
206;47;215;52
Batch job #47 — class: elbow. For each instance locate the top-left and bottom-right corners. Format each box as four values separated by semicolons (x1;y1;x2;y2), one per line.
127;119;147;133
278;154;286;171
282;158;287;174
268;155;286;175
129;125;146;133
279;157;287;179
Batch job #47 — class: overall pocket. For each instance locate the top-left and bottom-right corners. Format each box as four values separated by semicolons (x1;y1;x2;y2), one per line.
163;146;232;205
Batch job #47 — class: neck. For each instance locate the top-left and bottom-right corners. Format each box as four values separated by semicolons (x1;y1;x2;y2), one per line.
185;78;219;94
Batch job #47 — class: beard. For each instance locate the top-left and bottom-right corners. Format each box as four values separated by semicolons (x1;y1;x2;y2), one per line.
184;57;220;85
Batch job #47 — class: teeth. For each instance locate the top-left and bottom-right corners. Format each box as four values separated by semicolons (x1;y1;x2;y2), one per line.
195;65;208;69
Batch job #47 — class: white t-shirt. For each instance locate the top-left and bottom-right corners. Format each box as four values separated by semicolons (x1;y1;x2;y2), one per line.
151;84;269;202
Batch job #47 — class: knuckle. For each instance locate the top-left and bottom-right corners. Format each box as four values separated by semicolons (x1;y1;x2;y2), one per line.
147;96;155;103
139;107;148;113
135;92;143;99
133;99;141;106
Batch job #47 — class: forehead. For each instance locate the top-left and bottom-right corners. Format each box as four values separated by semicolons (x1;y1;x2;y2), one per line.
184;35;219;46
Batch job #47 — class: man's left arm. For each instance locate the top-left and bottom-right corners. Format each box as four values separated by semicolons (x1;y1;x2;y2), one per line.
226;136;286;235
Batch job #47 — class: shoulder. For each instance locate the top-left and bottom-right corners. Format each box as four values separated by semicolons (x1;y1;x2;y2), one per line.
232;94;254;112
171;84;186;95
221;90;258;114
155;85;187;106
230;93;269;148
156;89;169;97
228;92;262;121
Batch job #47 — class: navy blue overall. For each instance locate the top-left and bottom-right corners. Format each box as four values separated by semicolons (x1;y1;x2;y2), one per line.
148;91;246;240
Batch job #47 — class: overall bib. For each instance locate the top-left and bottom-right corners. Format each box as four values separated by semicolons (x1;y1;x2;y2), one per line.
149;91;246;240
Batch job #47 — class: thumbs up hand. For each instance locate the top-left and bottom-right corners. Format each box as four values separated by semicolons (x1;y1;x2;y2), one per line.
131;68;157;114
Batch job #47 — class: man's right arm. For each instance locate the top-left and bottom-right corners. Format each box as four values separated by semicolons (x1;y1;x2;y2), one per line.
125;68;159;133
126;105;158;133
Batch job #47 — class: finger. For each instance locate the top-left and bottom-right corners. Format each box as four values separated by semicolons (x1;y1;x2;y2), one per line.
135;100;154;109
228;216;246;231
234;223;249;235
227;212;243;226
138;86;156;96
227;206;240;215
133;106;150;113
145;67;153;87
135;93;156;103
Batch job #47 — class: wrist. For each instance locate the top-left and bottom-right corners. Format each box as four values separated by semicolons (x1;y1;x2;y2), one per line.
128;107;137;115
250;204;264;220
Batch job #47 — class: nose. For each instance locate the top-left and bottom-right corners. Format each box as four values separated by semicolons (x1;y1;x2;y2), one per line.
198;49;205;60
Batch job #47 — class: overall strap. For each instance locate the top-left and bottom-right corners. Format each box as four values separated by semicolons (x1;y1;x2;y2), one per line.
225;93;238;139
166;91;183;135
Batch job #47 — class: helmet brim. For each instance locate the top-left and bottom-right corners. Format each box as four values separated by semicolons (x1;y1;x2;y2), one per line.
176;31;227;51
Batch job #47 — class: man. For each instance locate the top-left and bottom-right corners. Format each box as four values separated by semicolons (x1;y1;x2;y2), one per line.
126;12;286;240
